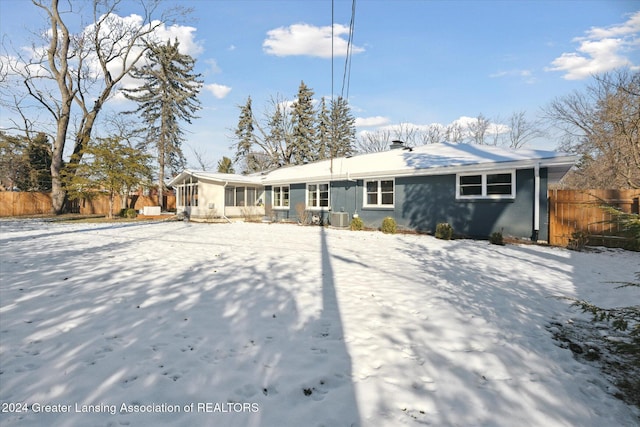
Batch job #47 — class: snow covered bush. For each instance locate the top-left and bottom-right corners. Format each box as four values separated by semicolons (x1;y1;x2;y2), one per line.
350;216;364;231
435;222;453;240
381;217;397;234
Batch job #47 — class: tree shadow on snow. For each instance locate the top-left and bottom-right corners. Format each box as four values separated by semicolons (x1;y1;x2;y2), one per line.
0;222;360;427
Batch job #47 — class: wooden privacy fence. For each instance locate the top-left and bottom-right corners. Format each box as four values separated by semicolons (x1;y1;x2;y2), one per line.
548;189;640;249
0;192;175;217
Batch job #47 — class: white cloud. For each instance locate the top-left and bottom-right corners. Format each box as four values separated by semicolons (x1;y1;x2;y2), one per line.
204;83;232;99
205;59;222;74
263;23;364;58
153;23;204;57
355;116;390;127
546;11;640;80
489;69;536;84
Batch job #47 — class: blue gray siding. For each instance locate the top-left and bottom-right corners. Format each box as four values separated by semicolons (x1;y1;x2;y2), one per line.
265;168;549;240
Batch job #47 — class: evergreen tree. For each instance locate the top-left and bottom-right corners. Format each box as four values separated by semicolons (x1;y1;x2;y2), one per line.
316;97;332;160
0;132;29;191
25;133;53;191
233;96;261;172
330;96;356;158
124;39;203;208
217;156;235;174
0;132;52;191
291;81;316;164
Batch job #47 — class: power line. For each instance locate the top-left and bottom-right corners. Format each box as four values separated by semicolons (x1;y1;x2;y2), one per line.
341;0;356;100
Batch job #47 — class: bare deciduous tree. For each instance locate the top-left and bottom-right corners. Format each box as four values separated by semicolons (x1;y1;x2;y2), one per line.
506;110;544;149
544;69;640;189
2;0;184;213
467;114;491;145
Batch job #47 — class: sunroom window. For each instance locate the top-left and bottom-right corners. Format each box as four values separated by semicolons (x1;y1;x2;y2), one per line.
225;186;260;206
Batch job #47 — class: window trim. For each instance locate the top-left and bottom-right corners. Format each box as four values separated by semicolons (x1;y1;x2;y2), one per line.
177;177;198;207
456;170;516;200
306;182;330;210
225;185;261;207
272;185;290;210
363;178;395;208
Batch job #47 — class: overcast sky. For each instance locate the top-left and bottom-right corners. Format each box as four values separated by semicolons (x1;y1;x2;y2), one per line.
1;0;638;169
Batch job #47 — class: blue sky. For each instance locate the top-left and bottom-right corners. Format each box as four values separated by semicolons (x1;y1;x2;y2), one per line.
1;0;639;169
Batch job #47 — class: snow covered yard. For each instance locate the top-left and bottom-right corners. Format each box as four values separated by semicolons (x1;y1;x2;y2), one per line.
0;219;638;427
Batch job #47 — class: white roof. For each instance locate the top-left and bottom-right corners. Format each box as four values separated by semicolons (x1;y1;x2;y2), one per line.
261;142;577;185
169;142;577;187
168;170;261;187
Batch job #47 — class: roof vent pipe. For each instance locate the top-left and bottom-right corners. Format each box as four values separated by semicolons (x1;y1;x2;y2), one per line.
390;140;405;150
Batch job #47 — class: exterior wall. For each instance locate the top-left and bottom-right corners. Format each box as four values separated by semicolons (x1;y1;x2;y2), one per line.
265;167;549;240
178;181;224;220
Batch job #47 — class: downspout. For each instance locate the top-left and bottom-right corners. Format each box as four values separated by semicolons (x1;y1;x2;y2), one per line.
222;181;232;223
347;172;358;218
533;163;540;242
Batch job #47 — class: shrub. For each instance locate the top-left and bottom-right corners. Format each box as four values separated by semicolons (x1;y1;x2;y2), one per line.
568;230;589;251
489;231;504;245
350;216;364;231
435;222;453;240
381;217;397;234
120;208;137;218
295;202;311;225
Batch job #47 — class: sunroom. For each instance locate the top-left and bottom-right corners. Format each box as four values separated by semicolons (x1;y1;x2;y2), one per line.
169;170;265;221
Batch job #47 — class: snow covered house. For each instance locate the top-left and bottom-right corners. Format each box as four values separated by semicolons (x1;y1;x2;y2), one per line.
169;142;577;241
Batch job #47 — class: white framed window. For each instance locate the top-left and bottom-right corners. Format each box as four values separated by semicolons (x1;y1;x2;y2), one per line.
273;185;290;209
307;183;329;209
177;178;198;207
225;186;260;207
456;170;515;199
363;179;395;208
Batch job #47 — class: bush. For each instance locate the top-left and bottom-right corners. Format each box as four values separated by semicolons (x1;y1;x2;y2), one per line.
120;208;137;218
568;230;589;251
489;231;504;245
350;216;364;231
435;222;453;240
381;217;397;234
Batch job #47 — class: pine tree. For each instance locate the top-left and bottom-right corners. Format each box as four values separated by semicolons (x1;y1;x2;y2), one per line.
316;97;332;160
217;156;235;174
124;39;202;209
25;133;52;191
330;96;356;158
291;81;316;164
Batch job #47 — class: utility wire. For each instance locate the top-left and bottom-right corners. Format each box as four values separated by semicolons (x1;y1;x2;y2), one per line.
341;0;356;100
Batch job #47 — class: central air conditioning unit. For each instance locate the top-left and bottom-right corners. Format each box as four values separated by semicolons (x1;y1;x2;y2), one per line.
330;212;349;228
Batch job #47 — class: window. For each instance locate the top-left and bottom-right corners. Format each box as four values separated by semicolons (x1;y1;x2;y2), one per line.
177;179;198;207
236;187;245;206
364;179;394;207
225;186;235;206
273;186;290;208
226;186;260;207
307;183;329;209
456;171;515;199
